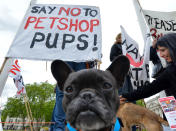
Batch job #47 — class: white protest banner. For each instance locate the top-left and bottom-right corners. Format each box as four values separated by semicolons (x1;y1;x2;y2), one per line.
120;26;150;90
6;4;102;62
143;10;176;40
9;60;26;96
159;96;176;129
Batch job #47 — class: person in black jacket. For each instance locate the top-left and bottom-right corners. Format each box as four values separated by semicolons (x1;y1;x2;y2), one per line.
120;33;176;103
110;33;122;61
110;33;134;96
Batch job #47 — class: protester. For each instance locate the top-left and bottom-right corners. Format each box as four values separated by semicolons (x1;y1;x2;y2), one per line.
110;33;134;96
110;33;122;62
110;33;133;95
110;33;136;131
50;61;94;131
120;33;176;105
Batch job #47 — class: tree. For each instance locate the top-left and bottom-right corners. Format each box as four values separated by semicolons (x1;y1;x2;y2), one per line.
2;82;56;127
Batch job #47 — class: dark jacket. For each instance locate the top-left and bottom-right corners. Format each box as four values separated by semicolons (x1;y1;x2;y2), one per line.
150;46;160;65
109;43;134;97
110;43;122;61
122;63;176;101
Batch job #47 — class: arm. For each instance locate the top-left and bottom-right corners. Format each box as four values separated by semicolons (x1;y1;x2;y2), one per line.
150;39;161;65
122;69;171;101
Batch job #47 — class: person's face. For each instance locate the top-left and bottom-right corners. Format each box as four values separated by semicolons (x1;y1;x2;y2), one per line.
116;36;122;43
157;46;172;62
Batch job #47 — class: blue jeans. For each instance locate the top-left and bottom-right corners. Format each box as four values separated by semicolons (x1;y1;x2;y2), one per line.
65;62;87;71
50;62;87;131
50;87;65;131
118;75;133;96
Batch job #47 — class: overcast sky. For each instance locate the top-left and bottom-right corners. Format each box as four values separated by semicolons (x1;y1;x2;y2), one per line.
1;0;176;107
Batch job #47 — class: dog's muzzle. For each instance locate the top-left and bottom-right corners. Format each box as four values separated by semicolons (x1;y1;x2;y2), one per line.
65;90;114;130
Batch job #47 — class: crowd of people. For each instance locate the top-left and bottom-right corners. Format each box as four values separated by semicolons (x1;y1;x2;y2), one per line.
50;32;176;131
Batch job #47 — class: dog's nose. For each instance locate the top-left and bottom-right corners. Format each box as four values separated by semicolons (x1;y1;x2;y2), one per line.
80;91;95;102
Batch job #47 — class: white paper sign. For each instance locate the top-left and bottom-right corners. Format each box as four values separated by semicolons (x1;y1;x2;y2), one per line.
6;4;102;62
121;26;150;90
143;10;176;40
159;96;176;129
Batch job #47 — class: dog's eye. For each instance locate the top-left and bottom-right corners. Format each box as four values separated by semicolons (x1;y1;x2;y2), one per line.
103;82;112;89
65;86;73;93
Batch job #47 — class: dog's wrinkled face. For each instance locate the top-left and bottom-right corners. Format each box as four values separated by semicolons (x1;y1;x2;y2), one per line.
63;69;119;130
51;56;130;131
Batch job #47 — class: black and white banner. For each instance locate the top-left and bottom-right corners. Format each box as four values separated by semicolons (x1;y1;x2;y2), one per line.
121;26;150;89
143;10;176;40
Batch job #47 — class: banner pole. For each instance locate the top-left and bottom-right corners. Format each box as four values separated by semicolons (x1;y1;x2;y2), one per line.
0;58;8;74
0;58;14;96
132;0;149;43
26;95;34;122
24;95;33;131
24;0;37;130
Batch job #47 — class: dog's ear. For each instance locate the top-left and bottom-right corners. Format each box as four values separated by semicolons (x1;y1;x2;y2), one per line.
51;60;73;89
107;55;130;85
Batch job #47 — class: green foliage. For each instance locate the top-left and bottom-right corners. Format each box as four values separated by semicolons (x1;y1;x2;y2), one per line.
1;82;56;122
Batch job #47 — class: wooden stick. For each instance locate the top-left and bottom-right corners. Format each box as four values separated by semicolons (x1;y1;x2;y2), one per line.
0;58;8;75
24;95;33;131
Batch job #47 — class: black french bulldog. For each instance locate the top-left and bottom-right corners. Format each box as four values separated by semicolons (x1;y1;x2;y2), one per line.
51;56;130;131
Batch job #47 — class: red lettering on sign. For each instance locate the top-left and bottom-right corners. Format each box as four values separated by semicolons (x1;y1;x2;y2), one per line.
70;8;81;16
24;16;37;29
69;19;78;32
34;17;47;29
90;19;99;32
9;60;21;75
57;18;68;30
126;53;144;67
9;65;20;75
150;28;163;40
49;17;59;29
79;20;89;32
58;7;70;16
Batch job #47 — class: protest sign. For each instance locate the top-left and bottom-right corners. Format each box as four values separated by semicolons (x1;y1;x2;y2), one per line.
121;26;150;89
143;10;176;40
6;4;102;62
159;96;176;129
